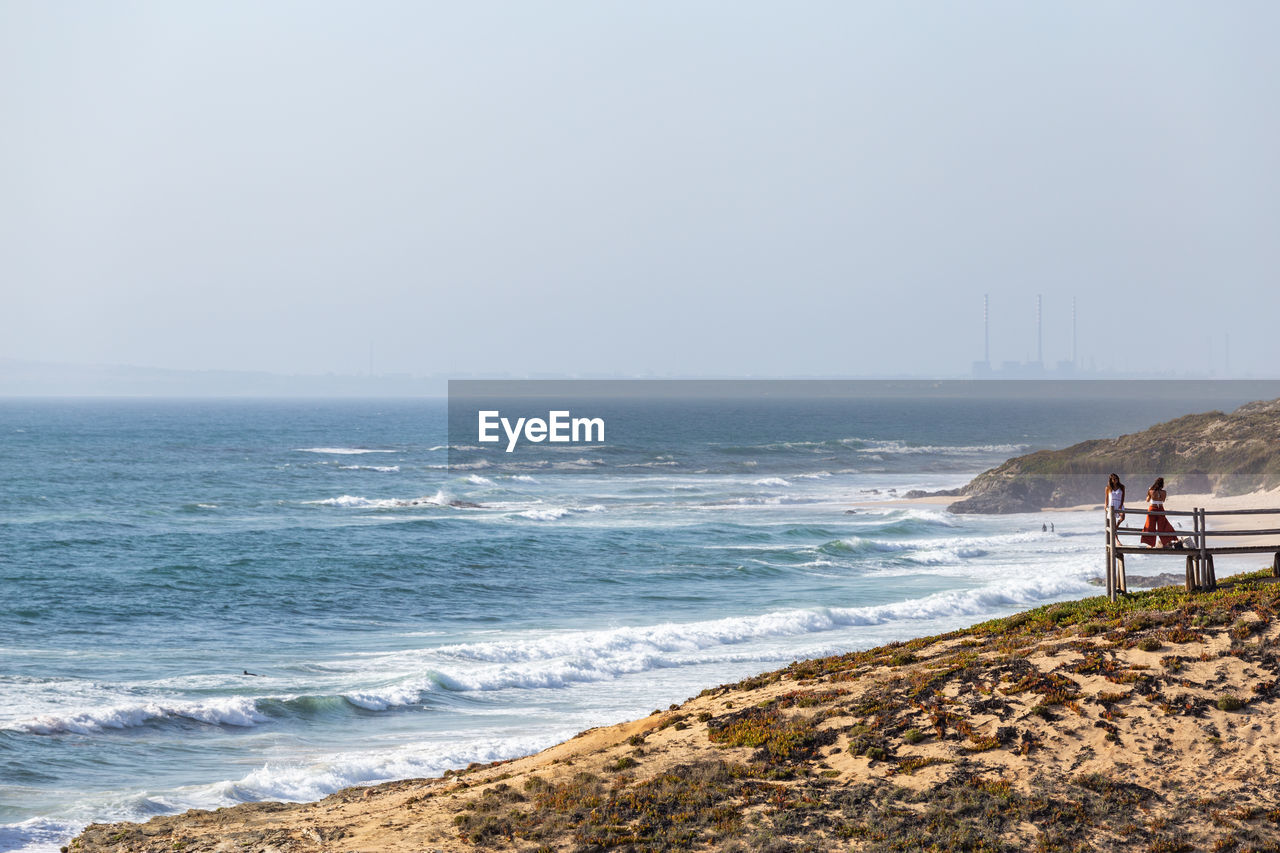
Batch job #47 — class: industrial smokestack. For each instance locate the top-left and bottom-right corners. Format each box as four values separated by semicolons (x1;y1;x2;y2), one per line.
984;294;989;365
1036;294;1042;366
1072;296;1077;367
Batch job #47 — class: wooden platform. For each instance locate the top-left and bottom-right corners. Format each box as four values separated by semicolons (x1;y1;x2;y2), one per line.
1105;506;1280;600
1114;544;1280;556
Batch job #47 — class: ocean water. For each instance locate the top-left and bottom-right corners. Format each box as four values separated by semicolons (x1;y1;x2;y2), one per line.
0;389;1268;851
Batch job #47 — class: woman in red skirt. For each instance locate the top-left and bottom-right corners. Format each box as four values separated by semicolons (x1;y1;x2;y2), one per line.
1141;477;1178;547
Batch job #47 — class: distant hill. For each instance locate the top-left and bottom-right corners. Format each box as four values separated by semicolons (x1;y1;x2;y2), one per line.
939;398;1280;513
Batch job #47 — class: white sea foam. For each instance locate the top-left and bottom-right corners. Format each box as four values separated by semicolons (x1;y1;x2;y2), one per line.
518;507;572;521
714;496;819;506
862;507;958;526
752;477;792;487
509;475;538;483
466;475;494;485
516;505;606;521
306;492;448;509
338;465;400;472
296;448;396;455
826;527;1071;565
828;536;916;554
902;546;991;565
730;438;1028;455
7;696;267;735
343;682;430;711
412;575;1093;692
1;735;573;852
0;816;82;853
209;734;562;806
855;440;1030;456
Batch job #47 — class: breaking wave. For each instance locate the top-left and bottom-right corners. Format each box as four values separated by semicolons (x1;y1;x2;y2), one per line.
296;448;396;455
306;492;449;509
516;505;607;521
7;697;267;735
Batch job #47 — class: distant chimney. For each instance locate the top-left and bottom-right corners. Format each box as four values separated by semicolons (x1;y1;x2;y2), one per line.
973;293;993;378
1036;294;1043;366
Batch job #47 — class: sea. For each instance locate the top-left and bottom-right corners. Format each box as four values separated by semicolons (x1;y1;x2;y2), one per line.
2;384;1274;851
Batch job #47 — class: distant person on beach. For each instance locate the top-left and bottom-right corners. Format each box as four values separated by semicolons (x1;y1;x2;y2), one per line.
1141;477;1179;548
1106;474;1126;543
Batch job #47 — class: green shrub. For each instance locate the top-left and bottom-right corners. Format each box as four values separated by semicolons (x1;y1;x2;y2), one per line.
1217;695;1244;712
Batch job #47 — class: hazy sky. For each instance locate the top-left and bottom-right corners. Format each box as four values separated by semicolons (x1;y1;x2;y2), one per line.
3;2;1277;379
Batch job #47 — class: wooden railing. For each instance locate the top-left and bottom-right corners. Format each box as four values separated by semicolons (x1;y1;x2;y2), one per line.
1104;506;1280;601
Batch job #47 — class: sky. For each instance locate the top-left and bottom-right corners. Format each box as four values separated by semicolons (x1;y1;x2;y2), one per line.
3;1;1278;381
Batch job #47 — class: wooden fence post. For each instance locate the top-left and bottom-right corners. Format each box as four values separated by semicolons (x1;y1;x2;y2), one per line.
1190;507;1201;590
1106;506;1115;602
1197;508;1209;590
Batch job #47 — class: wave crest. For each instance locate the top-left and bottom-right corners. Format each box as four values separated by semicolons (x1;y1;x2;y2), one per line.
306;492;448;509
296;448;396;455
7;697;267;735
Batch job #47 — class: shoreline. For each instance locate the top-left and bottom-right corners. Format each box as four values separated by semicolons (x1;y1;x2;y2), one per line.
877;486;1280;523
74;568;1280;852
57;489;1280;851
61;489;1280;851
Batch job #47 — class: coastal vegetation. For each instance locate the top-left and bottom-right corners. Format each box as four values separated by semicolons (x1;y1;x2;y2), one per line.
928;398;1280;513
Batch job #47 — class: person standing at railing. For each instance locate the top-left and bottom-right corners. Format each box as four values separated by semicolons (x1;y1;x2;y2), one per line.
1141;477;1179;547
1106;474;1126;543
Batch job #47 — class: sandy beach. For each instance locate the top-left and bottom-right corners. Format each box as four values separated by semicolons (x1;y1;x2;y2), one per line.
880;488;1280;552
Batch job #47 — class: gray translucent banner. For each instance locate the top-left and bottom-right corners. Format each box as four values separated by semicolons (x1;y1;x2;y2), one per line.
447;379;1280;513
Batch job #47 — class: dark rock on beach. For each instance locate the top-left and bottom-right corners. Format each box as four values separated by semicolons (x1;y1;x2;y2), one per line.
902;487;963;499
